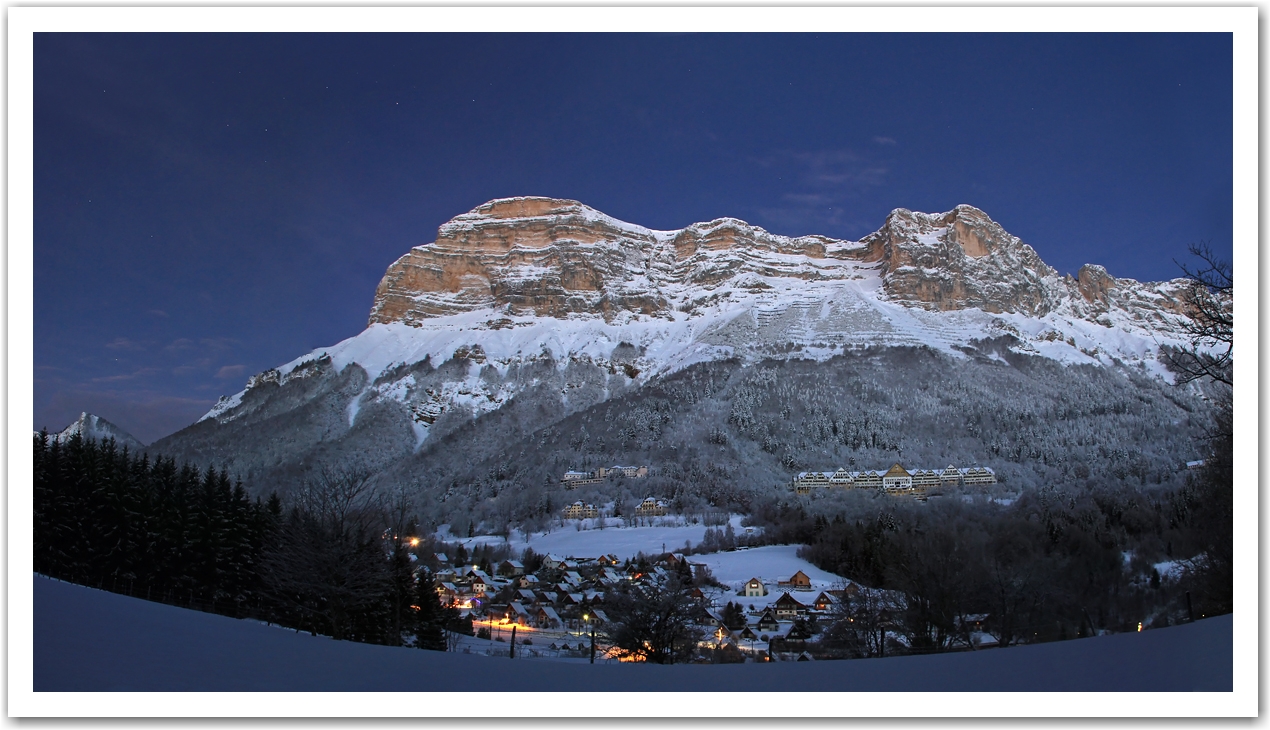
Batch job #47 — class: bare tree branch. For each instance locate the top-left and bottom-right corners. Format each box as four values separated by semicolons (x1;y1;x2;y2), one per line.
1166;243;1233;386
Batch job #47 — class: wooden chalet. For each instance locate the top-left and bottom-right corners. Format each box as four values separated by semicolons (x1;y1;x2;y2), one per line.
536;605;563;629
812;591;838;611
773;592;807;619
755;609;780;632
778;571;813;590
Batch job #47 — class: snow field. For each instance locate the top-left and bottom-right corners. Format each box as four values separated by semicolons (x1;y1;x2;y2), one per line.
437;515;753;560
30;575;1235;696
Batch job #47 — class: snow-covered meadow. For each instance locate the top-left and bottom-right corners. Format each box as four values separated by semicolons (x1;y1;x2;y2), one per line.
28;574;1233;699
436;515;756;561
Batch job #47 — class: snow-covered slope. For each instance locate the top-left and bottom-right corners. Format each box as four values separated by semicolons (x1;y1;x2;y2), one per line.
30;574;1233;697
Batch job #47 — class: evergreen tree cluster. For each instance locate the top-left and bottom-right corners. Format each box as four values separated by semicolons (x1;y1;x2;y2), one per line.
33;431;458;650
788;449;1232;658
34;430;272;612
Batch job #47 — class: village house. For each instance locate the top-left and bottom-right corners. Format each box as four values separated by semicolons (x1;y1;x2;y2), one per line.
516;574;539;589
755;608;780;632
773;592;807;619
560;468;606;487
742;577;768;597
611;465;649;478
813;591;837;611
777;571;813;591
561;465;649;488
536;605;563;629
464;569;492;596
562;501;599;520
635;497;668;517
506;602;531;626
436;582;459;606
497;559;525;577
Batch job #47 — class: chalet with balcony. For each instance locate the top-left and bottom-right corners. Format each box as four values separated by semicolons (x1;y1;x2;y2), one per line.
773;592;807;619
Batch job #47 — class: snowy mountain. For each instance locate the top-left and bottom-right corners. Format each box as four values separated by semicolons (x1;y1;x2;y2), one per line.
206;198;1198;431
44;412;146;451
150;198;1215;518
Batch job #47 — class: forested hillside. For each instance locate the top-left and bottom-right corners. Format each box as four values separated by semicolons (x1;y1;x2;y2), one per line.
400;344;1217;536
32;432;462;648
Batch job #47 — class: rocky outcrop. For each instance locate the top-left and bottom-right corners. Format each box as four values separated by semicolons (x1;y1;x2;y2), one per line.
862;205;1064;316
369;197;1190;330
369;197;848;325
368;198;667;324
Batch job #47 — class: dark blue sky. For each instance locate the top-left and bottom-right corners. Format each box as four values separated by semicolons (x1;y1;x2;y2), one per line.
33;33;1233;443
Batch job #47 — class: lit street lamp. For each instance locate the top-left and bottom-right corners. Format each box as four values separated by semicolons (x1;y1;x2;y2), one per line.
583;613;596;664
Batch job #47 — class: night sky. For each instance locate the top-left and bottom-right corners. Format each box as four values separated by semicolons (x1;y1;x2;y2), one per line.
33;32;1233;444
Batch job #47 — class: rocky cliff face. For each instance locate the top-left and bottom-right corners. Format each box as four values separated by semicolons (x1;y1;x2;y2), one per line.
369;197;1192;331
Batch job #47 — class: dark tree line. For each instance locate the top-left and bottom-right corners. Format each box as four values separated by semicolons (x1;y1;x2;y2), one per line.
788;464;1231;660
33;431;459;650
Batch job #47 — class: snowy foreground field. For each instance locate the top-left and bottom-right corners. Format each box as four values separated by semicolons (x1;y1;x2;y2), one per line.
33;575;1231;694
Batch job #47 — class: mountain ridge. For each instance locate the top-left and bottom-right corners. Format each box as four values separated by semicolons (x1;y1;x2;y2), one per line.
146;198;1216;518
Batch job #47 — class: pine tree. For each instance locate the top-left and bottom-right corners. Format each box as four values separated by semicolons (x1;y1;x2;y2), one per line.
413;569;450;651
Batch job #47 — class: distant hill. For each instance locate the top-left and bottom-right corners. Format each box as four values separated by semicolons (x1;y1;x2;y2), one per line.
42;412;145;451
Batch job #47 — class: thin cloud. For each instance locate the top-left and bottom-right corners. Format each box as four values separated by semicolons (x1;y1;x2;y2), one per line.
215;365;246;380
104;337;145;351
751;147;892;236
200;337;241;352
173;357;212;376
873;136;898;145
148;309;170;318
165;338;196;352
91;367;160;383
